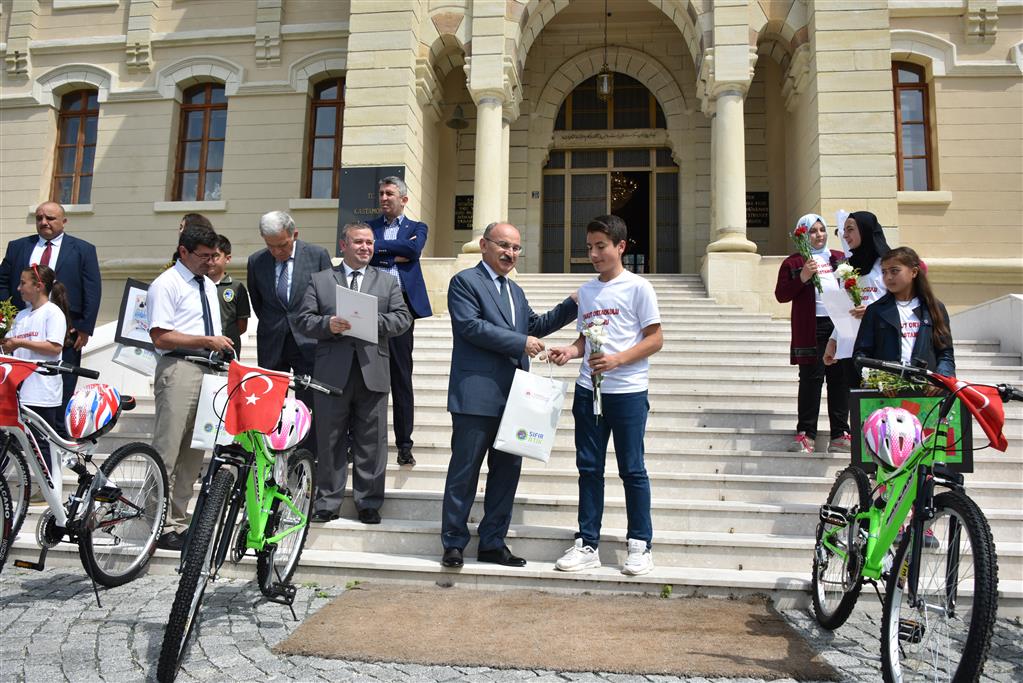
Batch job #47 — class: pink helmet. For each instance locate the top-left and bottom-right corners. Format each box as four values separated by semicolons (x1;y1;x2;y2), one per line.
265;397;311;451
863;407;923;471
65;383;122;441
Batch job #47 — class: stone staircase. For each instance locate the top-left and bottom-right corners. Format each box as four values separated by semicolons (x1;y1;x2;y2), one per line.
11;274;1023;613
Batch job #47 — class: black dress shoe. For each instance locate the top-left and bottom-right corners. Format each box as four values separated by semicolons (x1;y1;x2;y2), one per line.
396;448;416;467
442;547;463;568
310;510;336;523
357;508;381;524
157;531;186;552
477;546;527;567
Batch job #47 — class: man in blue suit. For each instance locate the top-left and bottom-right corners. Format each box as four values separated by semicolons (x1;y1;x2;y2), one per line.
0;201;101;410
440;222;578;568
368;176;432;467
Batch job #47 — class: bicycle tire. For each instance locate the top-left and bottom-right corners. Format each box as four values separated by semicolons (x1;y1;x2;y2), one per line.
156;468;236;683
880;489;998;683
812;465;871;630
257;448;314;592
0;474;13;573
79;442;168;587
1;444;31;541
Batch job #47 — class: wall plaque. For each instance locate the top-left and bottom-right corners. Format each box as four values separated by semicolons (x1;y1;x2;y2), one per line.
337;166;405;255
454;195;474;231
746;191;769;229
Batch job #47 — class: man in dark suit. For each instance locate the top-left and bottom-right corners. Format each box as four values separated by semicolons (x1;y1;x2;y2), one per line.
296;223;411;524
440;222;578;568
247;210;331;454
368;176;432;467
0;201;101;410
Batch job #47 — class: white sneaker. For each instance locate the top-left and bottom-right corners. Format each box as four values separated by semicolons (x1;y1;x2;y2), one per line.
554;538;601;572
621;538;653;576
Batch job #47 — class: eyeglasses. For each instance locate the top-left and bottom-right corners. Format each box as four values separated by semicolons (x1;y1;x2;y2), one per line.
190;250;219;262
484;237;522;253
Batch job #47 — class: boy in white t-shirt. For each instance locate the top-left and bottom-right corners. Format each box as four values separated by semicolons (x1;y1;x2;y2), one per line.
548;215;663;576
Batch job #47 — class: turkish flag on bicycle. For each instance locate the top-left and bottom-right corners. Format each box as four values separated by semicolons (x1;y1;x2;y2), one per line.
931;374;1007;452
223;360;291;435
0;356;40;428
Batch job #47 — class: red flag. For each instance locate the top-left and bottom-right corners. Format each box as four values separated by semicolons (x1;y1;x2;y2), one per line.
223;361;291;435
932;374;1008;452
0;356;41;428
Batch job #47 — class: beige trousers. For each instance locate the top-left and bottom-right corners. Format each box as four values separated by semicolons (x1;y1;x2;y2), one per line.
151;355;207;532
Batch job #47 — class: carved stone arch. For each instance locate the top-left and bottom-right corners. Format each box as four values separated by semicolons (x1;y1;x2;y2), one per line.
289;49;347;95
532;46;687;159
34;64;113;109
428;33;468;83
156;55;244;101
890;30;956;78
516;0;702;73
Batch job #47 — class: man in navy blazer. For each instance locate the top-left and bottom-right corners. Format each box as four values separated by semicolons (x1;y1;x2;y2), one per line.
368;176;433;467
0;201;101;409
247;211;332;455
440;222;578;568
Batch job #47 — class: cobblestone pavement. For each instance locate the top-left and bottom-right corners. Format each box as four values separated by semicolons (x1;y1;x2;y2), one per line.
1;568;1020;682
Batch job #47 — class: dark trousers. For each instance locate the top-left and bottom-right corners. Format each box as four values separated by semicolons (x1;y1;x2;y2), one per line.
388;313;415;450
796;317;850;439
26;405;59;476
271;329;317;459
58;342;82;439
312;362;388;514
441;413;521;553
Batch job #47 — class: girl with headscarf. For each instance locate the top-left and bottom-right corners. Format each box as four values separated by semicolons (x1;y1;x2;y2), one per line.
774;214;850;454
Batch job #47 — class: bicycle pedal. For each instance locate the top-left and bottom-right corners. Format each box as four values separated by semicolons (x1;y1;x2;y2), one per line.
898;618;925;644
13;546;48;571
262;582;297;606
92;486;123;503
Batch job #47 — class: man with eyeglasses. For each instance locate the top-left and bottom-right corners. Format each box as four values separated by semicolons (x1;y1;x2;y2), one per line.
440;222;578;568
146;223;235;551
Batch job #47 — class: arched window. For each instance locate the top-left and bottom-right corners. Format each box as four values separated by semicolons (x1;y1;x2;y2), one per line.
554;73;666;131
305;77;345;199
892;62;933;191
51;89;99;204
174;83;227;201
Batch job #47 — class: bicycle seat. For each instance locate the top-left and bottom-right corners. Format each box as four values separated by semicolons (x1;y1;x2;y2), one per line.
120;395;136;411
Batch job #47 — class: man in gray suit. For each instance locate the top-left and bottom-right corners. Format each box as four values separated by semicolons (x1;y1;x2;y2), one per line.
247;211;331;454
296;222;412;524
440;222;578;568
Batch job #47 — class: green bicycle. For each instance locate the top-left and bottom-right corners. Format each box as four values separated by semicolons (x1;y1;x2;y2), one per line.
156;356;340;682
812;357;1021;682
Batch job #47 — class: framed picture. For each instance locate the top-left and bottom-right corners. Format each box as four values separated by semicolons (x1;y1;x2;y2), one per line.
850;389;974;474
115;278;154;351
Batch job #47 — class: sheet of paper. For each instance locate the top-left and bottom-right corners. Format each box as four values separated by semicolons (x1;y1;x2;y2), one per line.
820;287;860;359
335;284;378;344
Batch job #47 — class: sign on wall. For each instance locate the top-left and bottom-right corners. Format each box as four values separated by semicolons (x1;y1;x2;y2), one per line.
337;166;405;256
746;191;770;229
454;195;474;231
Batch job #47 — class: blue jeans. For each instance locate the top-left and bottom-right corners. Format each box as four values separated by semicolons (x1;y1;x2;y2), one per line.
572;386;652;549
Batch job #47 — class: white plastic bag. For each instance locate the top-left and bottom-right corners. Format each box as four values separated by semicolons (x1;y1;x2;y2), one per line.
493;367;567;463
190;373;233;450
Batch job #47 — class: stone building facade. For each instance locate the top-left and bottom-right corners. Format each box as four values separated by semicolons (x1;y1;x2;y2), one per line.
1;0;1020;321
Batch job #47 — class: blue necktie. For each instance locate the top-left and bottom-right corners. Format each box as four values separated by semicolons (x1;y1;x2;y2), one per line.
497;276;512;322
194;275;213;336
276;260;290;305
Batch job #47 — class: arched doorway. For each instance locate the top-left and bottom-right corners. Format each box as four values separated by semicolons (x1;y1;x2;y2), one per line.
541;73;679;273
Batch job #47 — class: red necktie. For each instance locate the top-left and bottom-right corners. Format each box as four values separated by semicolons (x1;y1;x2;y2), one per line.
40;241;52;267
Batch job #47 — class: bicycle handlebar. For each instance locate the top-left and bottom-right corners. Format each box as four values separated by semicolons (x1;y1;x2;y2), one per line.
856;357;1023;404
181;355;343;397
36;360;100;380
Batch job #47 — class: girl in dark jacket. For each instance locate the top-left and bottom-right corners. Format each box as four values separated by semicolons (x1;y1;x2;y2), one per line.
775;214;849;454
854;246;955;390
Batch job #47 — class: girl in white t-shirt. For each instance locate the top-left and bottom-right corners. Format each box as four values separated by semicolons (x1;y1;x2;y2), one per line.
1;265;70;474
548;215;663;577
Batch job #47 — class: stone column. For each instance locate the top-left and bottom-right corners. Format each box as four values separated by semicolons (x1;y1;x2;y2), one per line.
463;93;505;253
707;88;756;253
500;115;511;219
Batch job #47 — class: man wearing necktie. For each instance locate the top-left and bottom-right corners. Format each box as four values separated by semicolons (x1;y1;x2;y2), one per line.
440;222;578;568
296;223;411;524
146;224;235;551
0;201;101;418
247;211;331;458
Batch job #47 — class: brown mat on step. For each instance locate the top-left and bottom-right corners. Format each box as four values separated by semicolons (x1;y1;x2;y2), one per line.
274;583;838;680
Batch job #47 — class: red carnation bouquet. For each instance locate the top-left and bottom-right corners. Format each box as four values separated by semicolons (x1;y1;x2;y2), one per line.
834;263;863;305
792;225;822;293
0;298;18;338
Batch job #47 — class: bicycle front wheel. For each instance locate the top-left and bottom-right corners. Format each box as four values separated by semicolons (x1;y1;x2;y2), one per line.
812;466;871;629
0;474;13;572
1;444;31;541
881;489;998;683
157;467;236;683
79;443;168;587
257;448;314;592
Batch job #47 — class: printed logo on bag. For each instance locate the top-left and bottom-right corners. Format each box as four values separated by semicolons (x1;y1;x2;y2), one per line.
516;429;528;441
204;423;214;433
515;428;545;445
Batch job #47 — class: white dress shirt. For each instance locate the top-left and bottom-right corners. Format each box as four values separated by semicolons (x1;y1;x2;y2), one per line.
29;231;65;270
146;261;223;355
